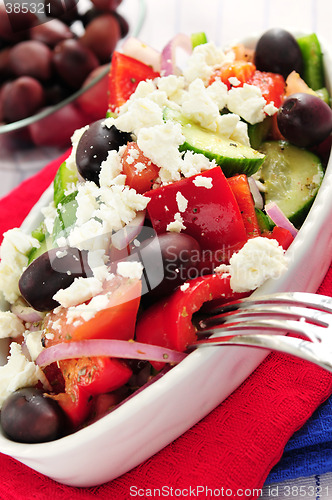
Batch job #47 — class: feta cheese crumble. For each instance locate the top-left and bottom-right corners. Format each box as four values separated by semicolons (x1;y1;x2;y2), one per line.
137;122;185;184
117;261;143;280
0;342;47;408
0;228;39;304
24;330;44;361
193;176;213;189
216;237;288;292
0;311;25;339
227;84;267;124
53;276;104;308
176;192;188;212
166;212;186;233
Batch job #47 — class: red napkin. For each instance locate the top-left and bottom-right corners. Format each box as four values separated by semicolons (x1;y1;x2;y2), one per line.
1;154;332;500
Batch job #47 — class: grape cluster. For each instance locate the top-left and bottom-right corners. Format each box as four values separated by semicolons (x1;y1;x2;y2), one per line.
0;0;128;125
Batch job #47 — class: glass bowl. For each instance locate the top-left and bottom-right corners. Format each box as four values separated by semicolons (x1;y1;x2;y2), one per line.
0;0;146;198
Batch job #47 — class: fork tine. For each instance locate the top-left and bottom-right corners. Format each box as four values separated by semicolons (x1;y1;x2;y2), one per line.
189;333;332;373
196;304;330;335
196;317;325;344
204;292;332;316
196;303;332;329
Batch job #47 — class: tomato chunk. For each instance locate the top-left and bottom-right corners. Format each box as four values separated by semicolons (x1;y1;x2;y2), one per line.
122;142;159;194
108;52;160;111
44;275;142;344
247;70;286;107
209;61;256;89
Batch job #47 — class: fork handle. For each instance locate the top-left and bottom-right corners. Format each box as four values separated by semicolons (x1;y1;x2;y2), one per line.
191;334;332;373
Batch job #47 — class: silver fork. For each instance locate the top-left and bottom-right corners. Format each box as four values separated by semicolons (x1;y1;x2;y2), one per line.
189;292;332;372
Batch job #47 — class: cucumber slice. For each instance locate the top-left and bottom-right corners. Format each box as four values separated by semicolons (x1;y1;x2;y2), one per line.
191;32;208;48
52;191;78;244
296;33;325;91
28;221;49;263
27;238;50;264
53;161;78;207
164;108;265;177
258;141;324;228
248;116;273;149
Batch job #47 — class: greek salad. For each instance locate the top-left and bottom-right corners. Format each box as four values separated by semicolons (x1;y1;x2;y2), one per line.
0;28;331;443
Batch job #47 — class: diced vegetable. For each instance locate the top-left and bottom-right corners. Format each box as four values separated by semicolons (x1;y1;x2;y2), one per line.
108;52;160;111
50;357;133;428
53;161;79;207
258;141;324;227
163;107;265;177
209;61;256;89
297;33;325;91
135;273;248;369
145;166;248;265
247;70;286;107
191;32;208;48
122;142;160;193
227;174;261;238
44;276;142;344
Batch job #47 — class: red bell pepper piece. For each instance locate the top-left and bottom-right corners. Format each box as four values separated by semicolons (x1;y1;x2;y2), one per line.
135;273;248;370
227;174;261;238
108;52;160;111
145;167;248;266
51;357;132;428
263;225;294;250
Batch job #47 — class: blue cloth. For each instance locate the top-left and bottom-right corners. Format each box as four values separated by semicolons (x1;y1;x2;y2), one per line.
266;395;332;484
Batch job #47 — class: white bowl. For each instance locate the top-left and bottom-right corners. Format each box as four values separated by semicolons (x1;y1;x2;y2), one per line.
0;30;332;487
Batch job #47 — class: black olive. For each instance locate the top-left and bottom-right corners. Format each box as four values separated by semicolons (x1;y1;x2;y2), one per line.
19;246;93;311
1;388;67;443
75;119;131;184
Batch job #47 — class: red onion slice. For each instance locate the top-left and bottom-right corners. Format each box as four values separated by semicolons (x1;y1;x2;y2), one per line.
121;37;161;72
11;302;44;323
161;33;193;76
35;339;187;367
265;201;298;237
248;176;264;209
111;210;145;250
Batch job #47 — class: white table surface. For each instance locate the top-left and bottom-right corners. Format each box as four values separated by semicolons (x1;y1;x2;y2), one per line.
1;0;332;496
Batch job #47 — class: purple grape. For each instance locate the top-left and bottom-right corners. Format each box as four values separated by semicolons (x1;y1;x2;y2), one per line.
30;18;74;48
2;76;45;122
52;38;99;89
